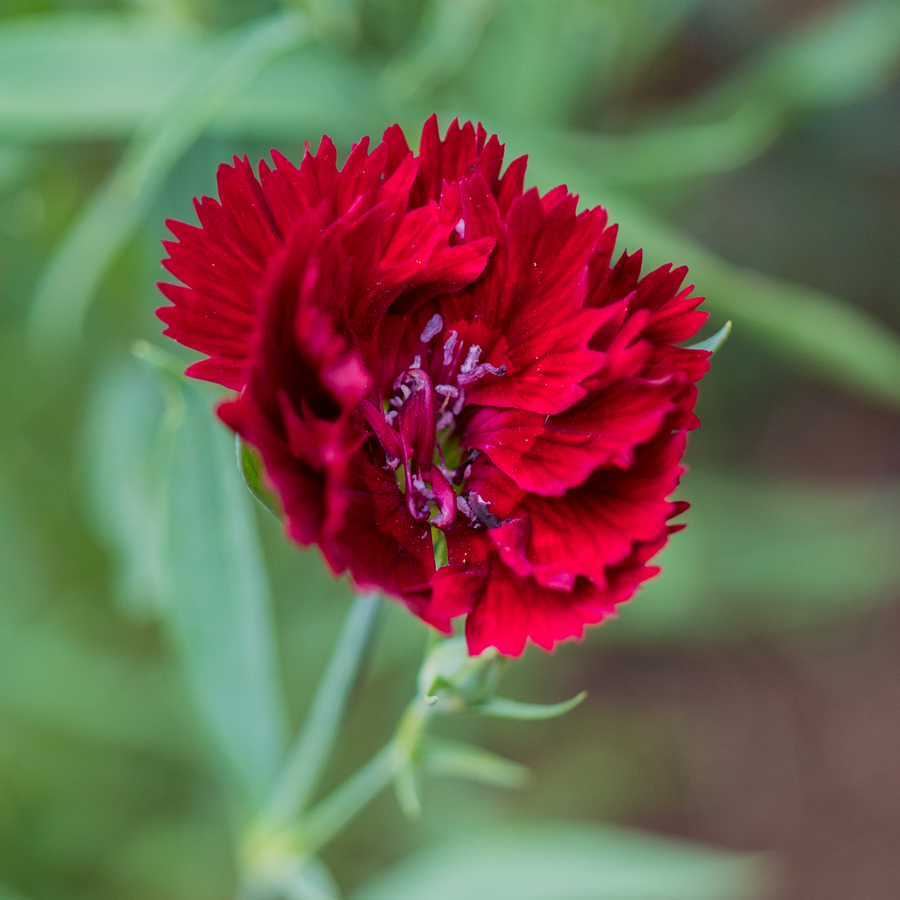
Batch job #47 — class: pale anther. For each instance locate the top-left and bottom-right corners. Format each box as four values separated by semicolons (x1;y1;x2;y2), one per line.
420;313;444;343
435;384;459;398
443;330;458;366
460;344;482;374
454;218;465;240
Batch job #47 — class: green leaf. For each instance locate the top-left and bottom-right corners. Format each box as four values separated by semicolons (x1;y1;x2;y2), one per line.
473;691;586;721
705;0;900;115
82;360;168;619
688;321;731;354
27;10;310;357
423;737;529;790
0;484;192;758
162;379;288;809
0;13;212;141
350;822;769;900
0;880;33;900
238;437;281;519
392;759;423;819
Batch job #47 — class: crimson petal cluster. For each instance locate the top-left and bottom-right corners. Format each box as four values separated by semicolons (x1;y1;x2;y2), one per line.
158;116;710;656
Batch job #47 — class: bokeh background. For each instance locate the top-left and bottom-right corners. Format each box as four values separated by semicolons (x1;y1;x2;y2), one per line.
3;0;900;897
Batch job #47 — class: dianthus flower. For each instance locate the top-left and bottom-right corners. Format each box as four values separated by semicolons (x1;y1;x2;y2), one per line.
158;116;709;656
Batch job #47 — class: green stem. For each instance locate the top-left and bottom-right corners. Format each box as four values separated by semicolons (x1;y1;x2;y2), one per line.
266;592;380;824
301;698;433;855
300;744;395;854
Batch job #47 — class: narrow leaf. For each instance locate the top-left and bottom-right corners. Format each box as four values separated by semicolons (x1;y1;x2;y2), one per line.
351;822;769;900
162;379;288;809
423;737;529;790
28;11;309;357
473;691;586;721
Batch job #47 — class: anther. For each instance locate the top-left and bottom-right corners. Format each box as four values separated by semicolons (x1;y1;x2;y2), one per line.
442;330;458;366
457;361;507;386
454;218;465;240
420;314;444;343
410;354;421;369
460;344;482;374
435;384;459;398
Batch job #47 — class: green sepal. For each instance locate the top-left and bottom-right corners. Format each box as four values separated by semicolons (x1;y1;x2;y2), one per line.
237;436;281;519
423;737;530;790
472;690;587;721
687;321;732;354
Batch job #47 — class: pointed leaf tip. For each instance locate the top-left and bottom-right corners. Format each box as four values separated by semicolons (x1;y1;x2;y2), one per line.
688;321;732;354
473;690;587;721
424;738;530;790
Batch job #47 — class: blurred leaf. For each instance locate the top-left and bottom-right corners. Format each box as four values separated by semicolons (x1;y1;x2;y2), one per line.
28;10;310;358
0;13;212;141
474;691;587;721
703;0;900;117
0;486;193;757
215;49;390;142
238;437;281;519
392;759;423;819
83;361;168;619
162;378;288;809
423;737;530;790
0;882;31;900
445;0;619;127
381;0;498;100
611;475;900;642
350;822;768;900
0;146;29;196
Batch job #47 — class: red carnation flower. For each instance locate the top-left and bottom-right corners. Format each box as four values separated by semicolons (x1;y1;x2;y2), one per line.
158;116;710;656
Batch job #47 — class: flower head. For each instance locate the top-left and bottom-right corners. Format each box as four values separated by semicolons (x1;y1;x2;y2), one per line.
158;116;710;656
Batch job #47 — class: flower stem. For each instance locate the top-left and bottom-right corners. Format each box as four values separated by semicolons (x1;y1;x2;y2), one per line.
300;744;395;854
301;698;433;854
266;592;380;824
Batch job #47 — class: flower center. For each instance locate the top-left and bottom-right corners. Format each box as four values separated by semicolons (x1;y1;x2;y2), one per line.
361;313;506;532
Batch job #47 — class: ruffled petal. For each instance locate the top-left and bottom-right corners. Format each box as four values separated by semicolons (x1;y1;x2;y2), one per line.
465;376;682;495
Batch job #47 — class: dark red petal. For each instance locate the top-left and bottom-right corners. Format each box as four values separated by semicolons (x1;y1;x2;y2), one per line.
465;376;682;495
464;564;619;656
157;157;283;389
489;432;687;590
324;456;436;599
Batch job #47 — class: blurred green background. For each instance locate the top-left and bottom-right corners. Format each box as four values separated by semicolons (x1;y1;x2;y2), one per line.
3;0;900;897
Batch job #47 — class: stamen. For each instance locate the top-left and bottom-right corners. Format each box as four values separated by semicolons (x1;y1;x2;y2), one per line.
451;389;466;416
460;344;482;374
456;362;507;385
467;492;501;529
434;384;459;398
384;409;398;425
442;330;458;366
410;354;421;370
420;313;444;343
412;475;433;500
453;218;465;240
